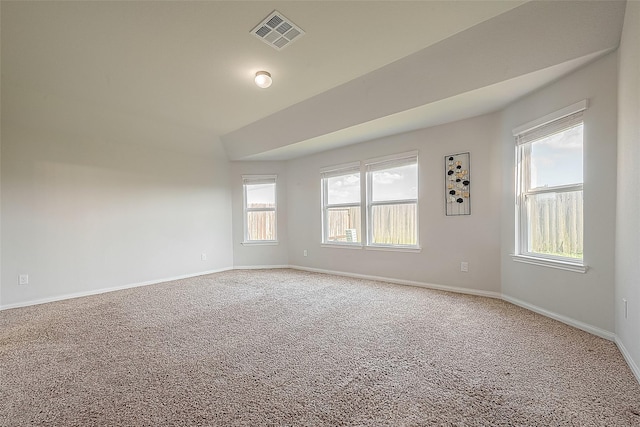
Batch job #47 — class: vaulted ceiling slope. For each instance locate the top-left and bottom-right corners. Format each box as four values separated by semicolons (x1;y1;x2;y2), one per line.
1;1;625;159
223;1;626;161
1;1;524;153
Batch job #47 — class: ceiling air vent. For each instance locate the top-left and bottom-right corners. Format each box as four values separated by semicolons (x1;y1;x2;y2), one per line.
251;10;305;51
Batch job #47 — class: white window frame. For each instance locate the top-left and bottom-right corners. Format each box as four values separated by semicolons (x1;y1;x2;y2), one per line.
242;175;278;245
365;151;420;251
321;162;362;247
512;100;588;273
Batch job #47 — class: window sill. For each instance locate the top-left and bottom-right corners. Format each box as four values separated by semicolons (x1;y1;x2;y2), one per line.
320;243;421;253
511;254;588;273
242;241;279;246
321;243;363;249
366;245;422;253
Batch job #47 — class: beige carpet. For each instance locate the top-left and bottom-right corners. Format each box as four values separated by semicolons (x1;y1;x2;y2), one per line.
1;269;639;426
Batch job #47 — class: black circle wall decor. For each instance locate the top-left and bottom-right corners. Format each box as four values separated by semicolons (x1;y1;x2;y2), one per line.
445;153;470;216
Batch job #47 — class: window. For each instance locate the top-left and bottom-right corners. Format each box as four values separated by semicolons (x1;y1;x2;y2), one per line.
514;101;587;270
320;152;419;250
243;175;277;243
366;153;419;248
321;163;362;244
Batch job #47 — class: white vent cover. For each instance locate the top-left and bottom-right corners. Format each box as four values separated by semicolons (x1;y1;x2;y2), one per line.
251;10;305;51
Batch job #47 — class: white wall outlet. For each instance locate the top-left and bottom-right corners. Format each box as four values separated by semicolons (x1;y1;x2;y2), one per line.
460;262;469;272
18;274;29;285
623;298;628;319
303;250;308;257
201;253;207;261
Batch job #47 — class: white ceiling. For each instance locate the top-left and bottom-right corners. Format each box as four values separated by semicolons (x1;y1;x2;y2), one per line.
244;49;609;161
1;1;626;160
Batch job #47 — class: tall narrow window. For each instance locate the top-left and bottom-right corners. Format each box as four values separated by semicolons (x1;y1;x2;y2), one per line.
366;153;419;248
515;101;586;268
243;175;277;243
321;163;362;244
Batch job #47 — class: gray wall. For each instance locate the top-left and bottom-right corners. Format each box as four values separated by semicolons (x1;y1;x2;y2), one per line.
284;113;502;295
500;52;618;333
615;0;640;376
1;96;233;307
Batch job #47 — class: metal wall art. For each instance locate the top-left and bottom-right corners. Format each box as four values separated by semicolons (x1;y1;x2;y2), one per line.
445;152;470;216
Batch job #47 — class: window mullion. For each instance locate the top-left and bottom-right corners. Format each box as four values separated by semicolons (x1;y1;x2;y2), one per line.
322;178;328;242
370;199;417;207
246;207;275;212
326;202;361;209
524;184;583;196
366;167;373;246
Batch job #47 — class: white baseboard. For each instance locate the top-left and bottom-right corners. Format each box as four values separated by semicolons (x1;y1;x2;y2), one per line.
501;294;616;341
0;267;234;311
1;264;614;341
234;264;290;270
2;263;637;384
289;264;502;300
615;336;640;384
289;265;620;340
292;265;636;378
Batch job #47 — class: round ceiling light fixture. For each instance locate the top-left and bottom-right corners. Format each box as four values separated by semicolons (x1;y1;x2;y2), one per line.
254;71;272;89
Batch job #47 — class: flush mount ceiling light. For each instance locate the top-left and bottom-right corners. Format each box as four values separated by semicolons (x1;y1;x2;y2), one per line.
254;71;272;88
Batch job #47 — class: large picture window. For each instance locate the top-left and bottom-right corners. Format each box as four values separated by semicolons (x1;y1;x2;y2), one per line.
366;153;418;248
321;163;362;244
514;101;586;269
243;175;277;243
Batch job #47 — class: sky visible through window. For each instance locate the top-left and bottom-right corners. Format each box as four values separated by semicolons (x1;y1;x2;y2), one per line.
327;164;418;205
246;183;275;207
372;164;418;202
530;124;583;188
327;173;360;205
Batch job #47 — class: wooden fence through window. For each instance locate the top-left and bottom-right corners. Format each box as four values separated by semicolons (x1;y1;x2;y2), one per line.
529;191;583;258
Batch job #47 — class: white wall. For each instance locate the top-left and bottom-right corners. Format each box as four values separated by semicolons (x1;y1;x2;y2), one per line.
500;52;618;333
1;101;233;307
230;161;289;268
286;113;502;294
615;0;640;377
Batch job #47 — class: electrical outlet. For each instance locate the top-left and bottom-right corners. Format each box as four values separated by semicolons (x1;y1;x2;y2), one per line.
623;298;628;319
303;250;308;257
460;262;468;272
201;253;207;261
18;274;29;285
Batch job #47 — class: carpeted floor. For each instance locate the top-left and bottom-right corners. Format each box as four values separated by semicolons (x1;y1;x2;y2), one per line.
1;269;639;426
